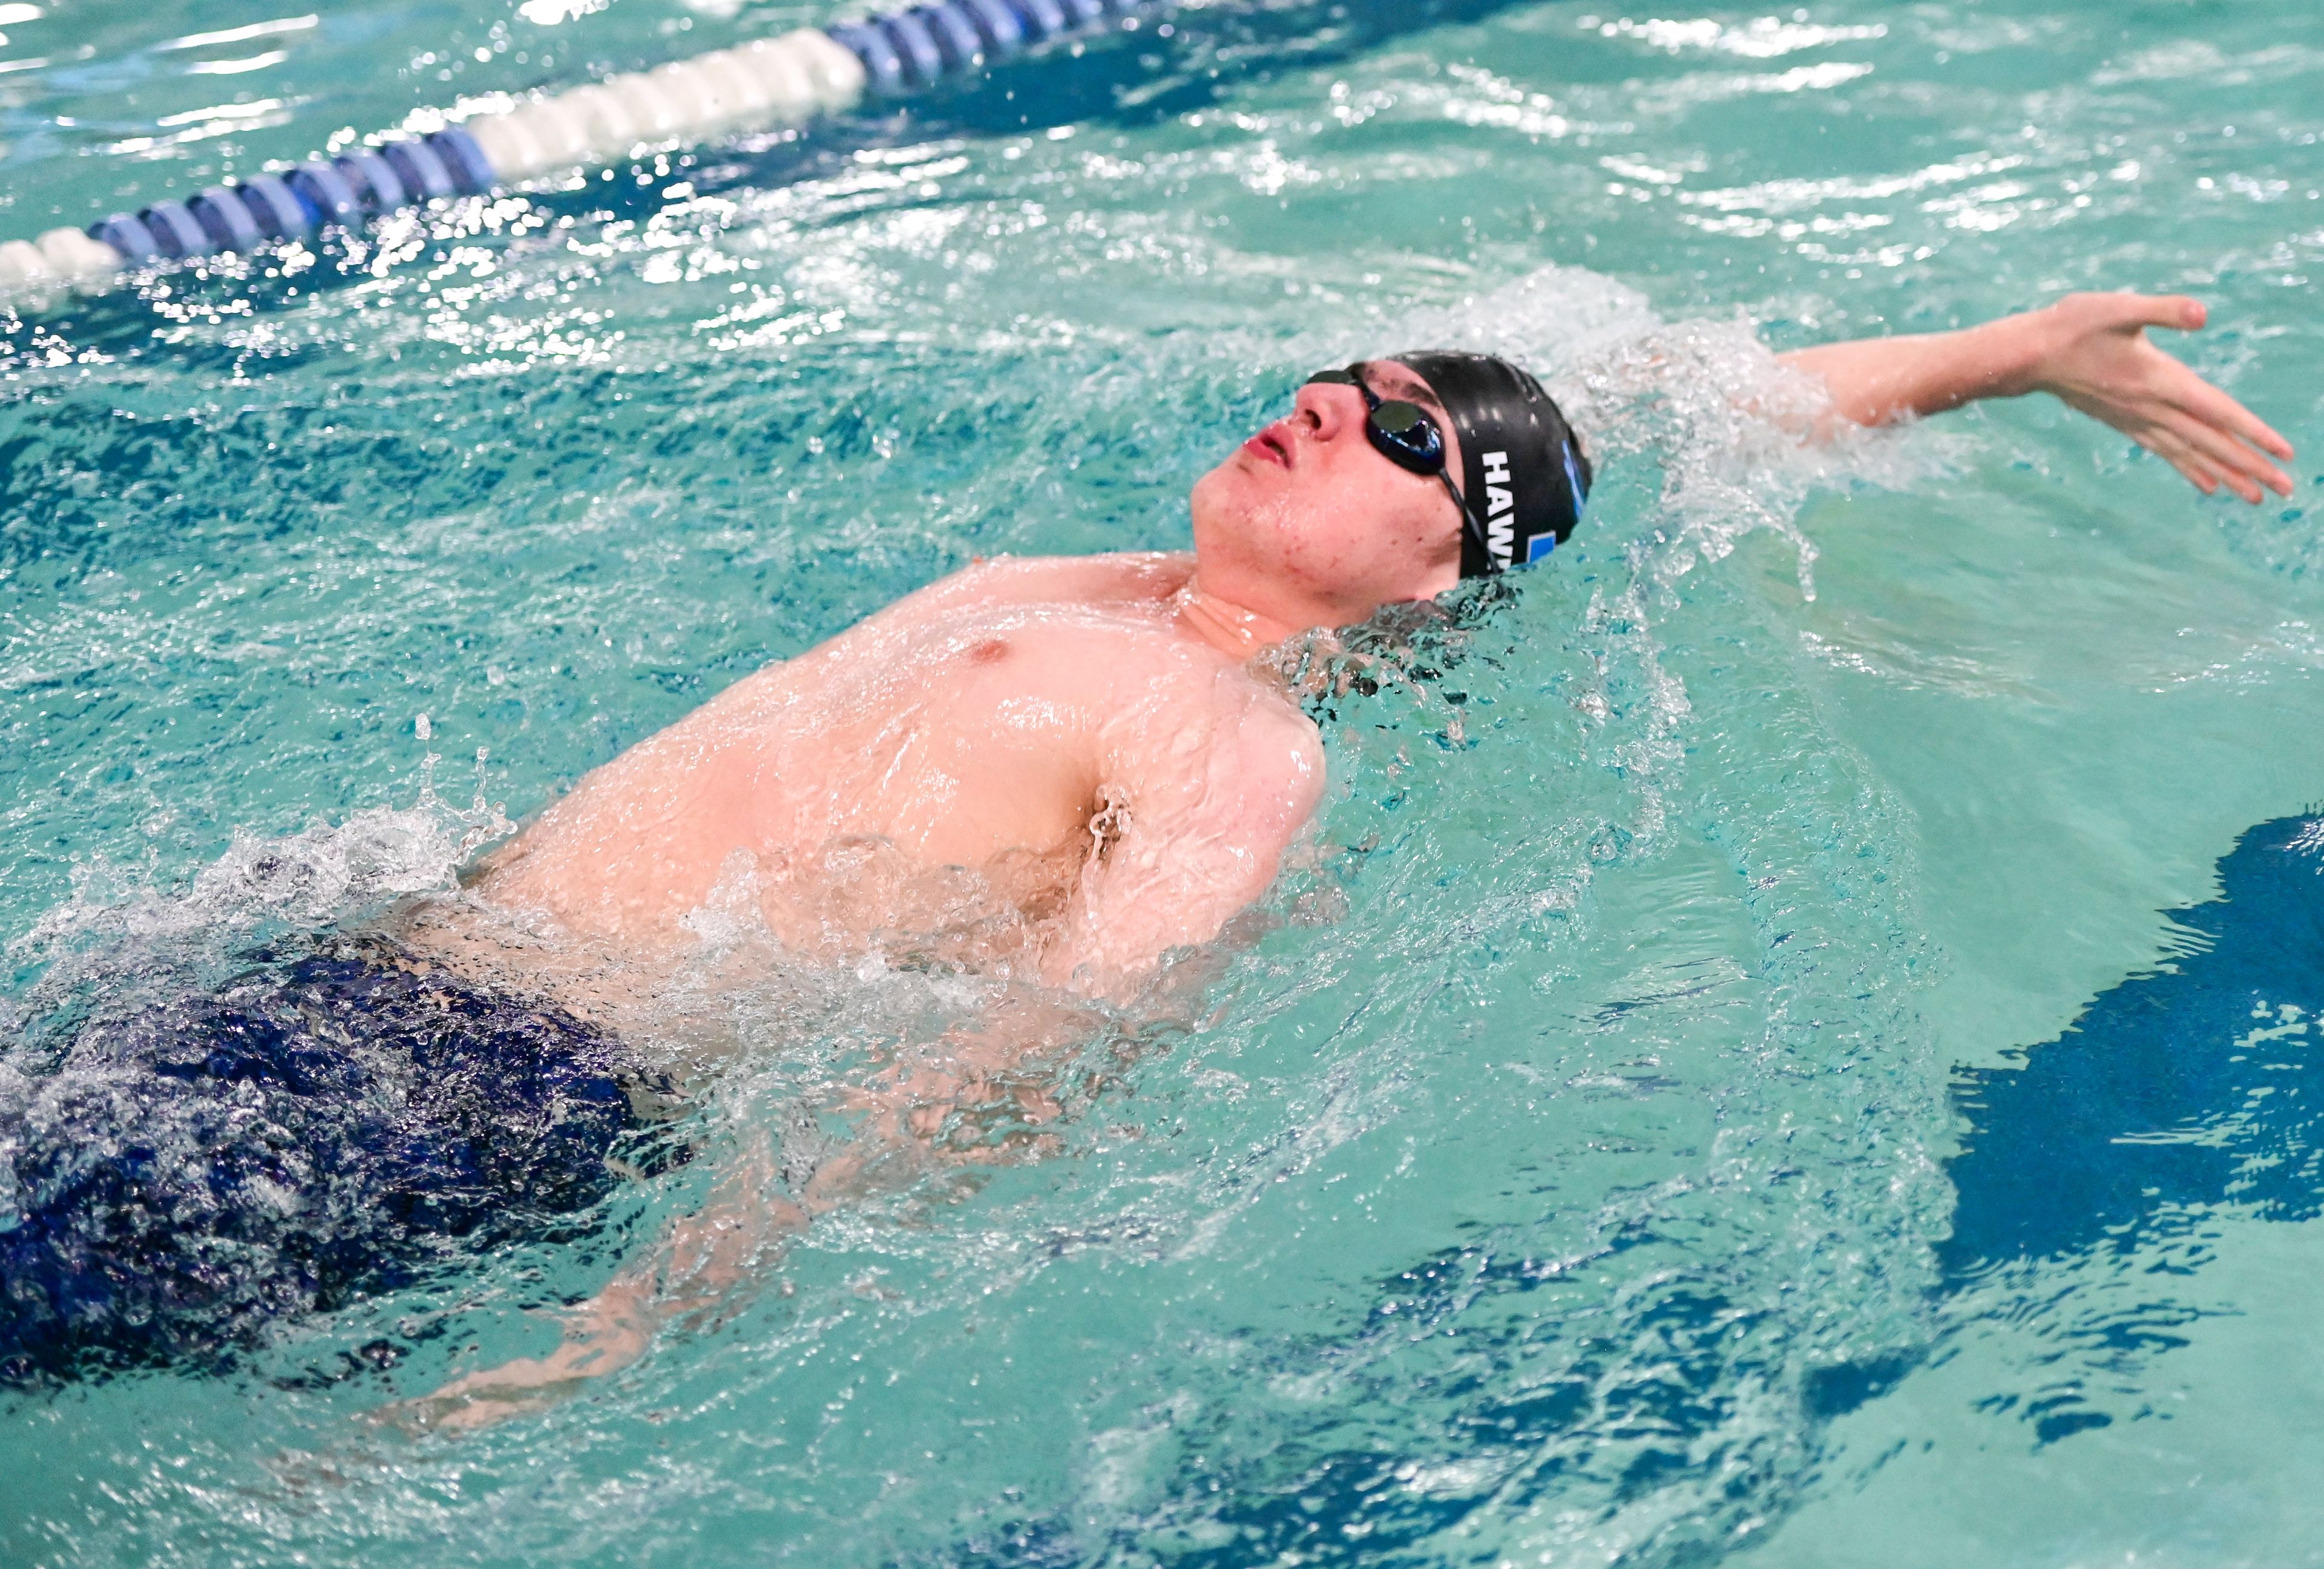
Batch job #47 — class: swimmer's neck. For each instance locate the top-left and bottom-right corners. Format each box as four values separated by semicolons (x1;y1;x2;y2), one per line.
1172;578;1302;660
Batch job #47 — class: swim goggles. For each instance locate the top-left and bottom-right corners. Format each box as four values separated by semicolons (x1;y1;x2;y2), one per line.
1305;364;1499;572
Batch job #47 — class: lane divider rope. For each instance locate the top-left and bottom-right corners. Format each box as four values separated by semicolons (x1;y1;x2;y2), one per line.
0;0;1160;309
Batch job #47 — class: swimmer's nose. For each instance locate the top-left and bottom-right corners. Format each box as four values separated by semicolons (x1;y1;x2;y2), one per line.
1293;381;1362;447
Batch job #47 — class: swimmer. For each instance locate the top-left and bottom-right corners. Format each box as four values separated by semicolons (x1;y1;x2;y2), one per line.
373;289;2291;1426
405;290;2295;1007
1;289;2292;1400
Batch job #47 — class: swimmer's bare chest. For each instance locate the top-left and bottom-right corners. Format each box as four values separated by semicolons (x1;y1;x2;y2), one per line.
468;552;1283;947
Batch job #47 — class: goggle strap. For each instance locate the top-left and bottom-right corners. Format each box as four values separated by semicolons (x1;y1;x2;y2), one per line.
1441;471;1499;572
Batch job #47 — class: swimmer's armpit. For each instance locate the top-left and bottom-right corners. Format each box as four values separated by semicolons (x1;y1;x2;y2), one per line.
1043;683;1326;1000
1778;290;2296;504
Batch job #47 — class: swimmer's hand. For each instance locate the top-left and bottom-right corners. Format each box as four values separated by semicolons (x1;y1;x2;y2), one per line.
374;1282;658;1435
1781;291;2296;503
377;1168;810;1436
2015;293;2295;503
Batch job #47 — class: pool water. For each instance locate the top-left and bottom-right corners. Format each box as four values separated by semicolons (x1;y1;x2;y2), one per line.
4;0;2322;1562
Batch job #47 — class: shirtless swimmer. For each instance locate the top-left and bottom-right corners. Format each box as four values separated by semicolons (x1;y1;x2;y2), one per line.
0;287;2294;1402
387;288;2291;1425
412;290;2294;1005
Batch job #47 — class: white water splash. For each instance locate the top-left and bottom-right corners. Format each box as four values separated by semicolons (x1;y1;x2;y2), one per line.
4;798;512;1040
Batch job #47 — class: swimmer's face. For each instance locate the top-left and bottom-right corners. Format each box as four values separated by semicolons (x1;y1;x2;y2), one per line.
1191;359;1466;629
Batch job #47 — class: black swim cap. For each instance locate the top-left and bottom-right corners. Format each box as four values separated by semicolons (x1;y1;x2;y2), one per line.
1396;351;1592;577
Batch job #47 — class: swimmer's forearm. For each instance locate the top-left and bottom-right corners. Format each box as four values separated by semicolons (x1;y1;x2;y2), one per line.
1778;311;2044;428
387;1156;806;1432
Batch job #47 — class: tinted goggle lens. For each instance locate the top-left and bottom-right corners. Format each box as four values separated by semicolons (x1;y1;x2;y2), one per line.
1305;367;1446;476
1367;400;1442;465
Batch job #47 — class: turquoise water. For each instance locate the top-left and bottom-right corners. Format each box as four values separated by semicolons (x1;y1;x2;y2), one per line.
4;0;2323;1562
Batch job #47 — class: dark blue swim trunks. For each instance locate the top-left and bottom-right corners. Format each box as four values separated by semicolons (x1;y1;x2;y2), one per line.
0;941;683;1384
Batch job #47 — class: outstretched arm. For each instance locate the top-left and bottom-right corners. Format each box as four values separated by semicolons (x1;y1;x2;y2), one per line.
1779;292;2296;503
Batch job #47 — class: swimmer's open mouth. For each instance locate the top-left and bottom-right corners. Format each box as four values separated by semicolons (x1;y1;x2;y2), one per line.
1241;425;1292;468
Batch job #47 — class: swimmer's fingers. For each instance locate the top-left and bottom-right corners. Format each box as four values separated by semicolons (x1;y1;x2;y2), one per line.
375;1291;658;1436
2047;291;2295;479
407;1342;637;1426
2156;374;2305;504
2160;404;2289;503
2130;356;2294;500
2112;405;2238;498
2052;355;2293;503
2053;384;2227;496
2164;367;2297;470
2129;302;2296;491
2135;421;2231;499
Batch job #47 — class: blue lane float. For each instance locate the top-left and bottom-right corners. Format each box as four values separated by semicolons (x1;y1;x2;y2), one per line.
0;0;1163;307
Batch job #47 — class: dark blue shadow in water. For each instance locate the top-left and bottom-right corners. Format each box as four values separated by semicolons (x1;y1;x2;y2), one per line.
1943;813;2324;1276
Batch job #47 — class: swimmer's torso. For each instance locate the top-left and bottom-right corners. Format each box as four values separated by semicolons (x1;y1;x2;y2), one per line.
407;552;1324;1001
